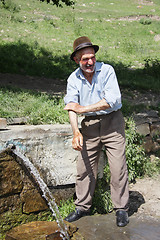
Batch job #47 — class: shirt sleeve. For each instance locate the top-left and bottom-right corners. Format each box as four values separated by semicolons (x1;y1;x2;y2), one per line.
64;75;79;105
102;65;121;108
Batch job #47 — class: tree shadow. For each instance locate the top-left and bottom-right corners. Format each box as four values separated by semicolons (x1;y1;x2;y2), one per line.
0;41;76;82
0;41;159;93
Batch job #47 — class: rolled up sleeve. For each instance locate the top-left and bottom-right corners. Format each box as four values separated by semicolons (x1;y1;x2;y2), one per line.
102;66;121;108
64;77;79;105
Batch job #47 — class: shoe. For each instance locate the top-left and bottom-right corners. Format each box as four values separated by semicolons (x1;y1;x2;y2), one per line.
116;210;129;227
64;208;90;222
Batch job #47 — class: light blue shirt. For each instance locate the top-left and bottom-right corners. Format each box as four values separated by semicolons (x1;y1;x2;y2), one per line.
64;62;122;116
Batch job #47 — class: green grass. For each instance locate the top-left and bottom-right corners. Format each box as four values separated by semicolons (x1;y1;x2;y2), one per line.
0;0;160;90
0;86;69;124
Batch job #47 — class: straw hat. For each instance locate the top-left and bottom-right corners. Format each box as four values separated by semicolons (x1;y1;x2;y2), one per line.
70;36;99;61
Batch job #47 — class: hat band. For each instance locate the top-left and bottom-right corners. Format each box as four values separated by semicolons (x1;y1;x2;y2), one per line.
74;42;93;52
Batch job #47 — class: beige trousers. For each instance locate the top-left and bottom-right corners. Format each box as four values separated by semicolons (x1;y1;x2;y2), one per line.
75;110;129;212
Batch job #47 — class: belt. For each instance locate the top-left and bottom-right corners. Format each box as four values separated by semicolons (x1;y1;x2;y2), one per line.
84;114;107;120
84;110;120;120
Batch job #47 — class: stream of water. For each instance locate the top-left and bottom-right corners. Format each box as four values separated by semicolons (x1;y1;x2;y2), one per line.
12;147;70;240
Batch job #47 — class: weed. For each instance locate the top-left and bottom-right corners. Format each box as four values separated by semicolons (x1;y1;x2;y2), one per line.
144;58;160;78
125;118;147;182
58;198;75;218
139;18;152;25
0;0;20;12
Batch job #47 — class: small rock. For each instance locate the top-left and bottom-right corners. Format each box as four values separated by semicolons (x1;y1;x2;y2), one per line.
7;117;28;125
143;136;154;153
154;34;160;42
136;123;150;136
21;188;48;214
0;118;7;129
150;122;160;137
5;221;82;240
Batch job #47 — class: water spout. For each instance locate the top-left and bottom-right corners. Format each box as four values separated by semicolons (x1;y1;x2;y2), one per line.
9;145;70;240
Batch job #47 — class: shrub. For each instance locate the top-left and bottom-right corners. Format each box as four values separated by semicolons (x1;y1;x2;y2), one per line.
125;118;147;182
139;18;152;25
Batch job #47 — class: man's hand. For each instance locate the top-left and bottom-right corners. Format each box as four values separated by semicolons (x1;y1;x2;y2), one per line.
64;103;84;114
72;130;83;151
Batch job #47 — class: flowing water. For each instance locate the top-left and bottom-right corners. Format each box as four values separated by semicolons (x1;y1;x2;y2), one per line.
11;147;70;240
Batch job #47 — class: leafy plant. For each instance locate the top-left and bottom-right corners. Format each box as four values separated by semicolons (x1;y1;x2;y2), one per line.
125;118;147;182
145;156;160;177
39;0;74;7
139;18;152;25
0;0;21;12
58;198;75;218
92;172;113;214
144;58;160;78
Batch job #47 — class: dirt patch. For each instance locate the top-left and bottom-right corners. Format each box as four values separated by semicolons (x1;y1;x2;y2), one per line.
0;73;66;95
129;175;160;217
116;15;160;22
137;0;154;6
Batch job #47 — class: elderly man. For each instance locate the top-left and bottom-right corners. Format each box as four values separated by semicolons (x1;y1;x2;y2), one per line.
64;36;129;227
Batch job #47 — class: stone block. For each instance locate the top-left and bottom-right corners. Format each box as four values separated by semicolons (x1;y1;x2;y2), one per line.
150;122;160;137
143;136;154;153
136;123;150;136
5;221;83;240
21;188;48;214
0;160;23;197
143;136;160;153
0;195;21;214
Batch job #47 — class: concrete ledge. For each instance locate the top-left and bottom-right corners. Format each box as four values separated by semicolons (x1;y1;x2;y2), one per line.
0;124;106;187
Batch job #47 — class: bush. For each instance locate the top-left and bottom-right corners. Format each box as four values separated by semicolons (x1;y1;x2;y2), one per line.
139;18;152;25
144;58;160;78
125;118;148;182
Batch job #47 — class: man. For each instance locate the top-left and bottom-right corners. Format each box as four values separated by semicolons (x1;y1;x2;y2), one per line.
64;36;129;227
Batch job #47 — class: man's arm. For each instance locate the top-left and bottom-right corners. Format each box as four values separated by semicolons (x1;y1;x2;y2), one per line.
68;110;83;151
64;98;110;114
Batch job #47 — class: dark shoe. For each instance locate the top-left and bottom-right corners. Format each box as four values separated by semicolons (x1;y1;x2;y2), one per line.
116;210;129;227
64;208;90;222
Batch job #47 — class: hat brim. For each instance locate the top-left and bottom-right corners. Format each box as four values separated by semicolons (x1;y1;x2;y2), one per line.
70;44;99;61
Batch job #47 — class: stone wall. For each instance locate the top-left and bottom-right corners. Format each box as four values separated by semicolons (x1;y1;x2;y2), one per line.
0;148;74;238
133;110;160;155
0;149;48;215
0;123;105;187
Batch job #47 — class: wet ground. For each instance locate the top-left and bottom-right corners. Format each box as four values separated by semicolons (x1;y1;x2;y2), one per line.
75;212;160;240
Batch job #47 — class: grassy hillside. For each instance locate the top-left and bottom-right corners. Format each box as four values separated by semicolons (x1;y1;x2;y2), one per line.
0;0;160;88
0;0;160;123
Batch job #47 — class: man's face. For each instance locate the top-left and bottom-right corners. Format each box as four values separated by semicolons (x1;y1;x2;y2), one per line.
75;47;96;73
